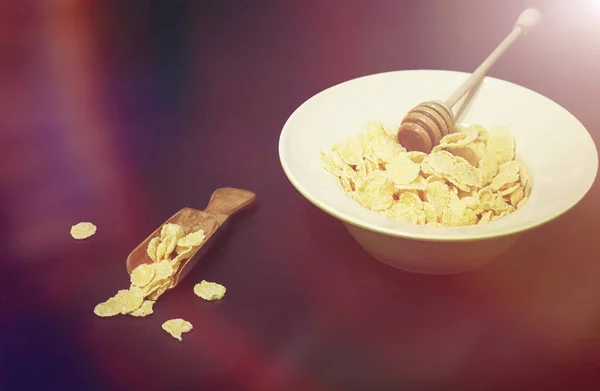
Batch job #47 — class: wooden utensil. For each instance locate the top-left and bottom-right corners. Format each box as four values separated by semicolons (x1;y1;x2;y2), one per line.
126;187;256;287
397;8;542;153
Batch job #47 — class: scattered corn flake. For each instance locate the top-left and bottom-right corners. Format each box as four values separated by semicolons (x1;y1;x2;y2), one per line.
194;280;227;301
70;222;97;240
162;318;193;341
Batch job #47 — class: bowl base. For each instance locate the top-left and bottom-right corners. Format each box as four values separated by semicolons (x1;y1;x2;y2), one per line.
344;223;520;275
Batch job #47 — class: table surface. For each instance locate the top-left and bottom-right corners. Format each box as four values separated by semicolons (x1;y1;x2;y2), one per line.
2;0;600;390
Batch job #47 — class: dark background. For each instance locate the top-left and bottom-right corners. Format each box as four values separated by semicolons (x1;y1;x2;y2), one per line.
1;0;600;390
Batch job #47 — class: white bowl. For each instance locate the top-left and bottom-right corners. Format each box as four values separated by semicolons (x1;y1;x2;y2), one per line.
278;70;598;274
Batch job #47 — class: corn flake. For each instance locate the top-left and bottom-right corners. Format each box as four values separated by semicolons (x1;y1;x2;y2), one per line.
147;237;160;262
486;127;515;165
129;300;155;317
130;263;155;287
162;318;193;341
177;229;206;247
70;222;97;240
386;154;421;185
321;122;531;227
194;280;227;301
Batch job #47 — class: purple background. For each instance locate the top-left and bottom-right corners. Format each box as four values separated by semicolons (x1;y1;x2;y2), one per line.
1;0;600;390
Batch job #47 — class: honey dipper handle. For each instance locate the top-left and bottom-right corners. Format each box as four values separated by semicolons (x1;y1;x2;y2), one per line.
445;8;541;109
204;187;256;217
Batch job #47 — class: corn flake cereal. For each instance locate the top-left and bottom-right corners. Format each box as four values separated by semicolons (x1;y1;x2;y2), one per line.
70;222;97;240
194;280;227;301
129;300;155;317
130;263;155;287
320;122;530;226
177;230;206;247
94;223;207;317
162;318;193;341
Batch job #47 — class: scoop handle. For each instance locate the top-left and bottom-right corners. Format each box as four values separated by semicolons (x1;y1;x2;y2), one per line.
204;187;256;217
445;8;541;109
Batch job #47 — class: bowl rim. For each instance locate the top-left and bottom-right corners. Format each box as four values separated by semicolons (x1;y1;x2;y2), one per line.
278;69;599;242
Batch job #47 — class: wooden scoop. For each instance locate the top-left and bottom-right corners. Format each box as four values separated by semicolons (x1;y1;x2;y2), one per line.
126;187;256;287
397;8;542;153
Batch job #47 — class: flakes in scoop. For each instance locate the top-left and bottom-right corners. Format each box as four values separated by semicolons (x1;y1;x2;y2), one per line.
147;237;160;262
154;260;174;281
194;280;227;301
177;229;206;247
70;222;97;240
156;239;168;261
162;318;193;341
130;263;155;287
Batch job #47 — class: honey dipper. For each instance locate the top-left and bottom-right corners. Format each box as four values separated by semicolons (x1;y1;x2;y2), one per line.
397;8;541;153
